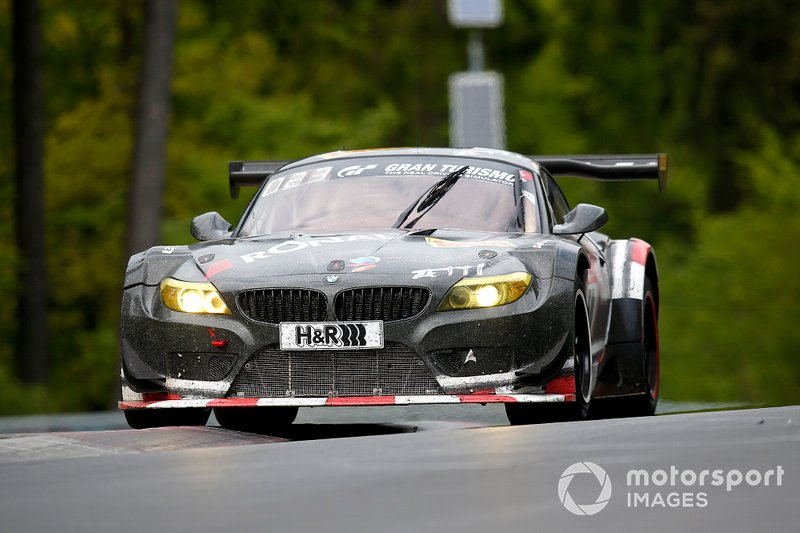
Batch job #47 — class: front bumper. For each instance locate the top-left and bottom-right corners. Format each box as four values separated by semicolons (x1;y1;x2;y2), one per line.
120;274;576;401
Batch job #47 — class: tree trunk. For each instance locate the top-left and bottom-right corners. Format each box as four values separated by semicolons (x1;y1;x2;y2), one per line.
12;0;48;383
127;0;179;257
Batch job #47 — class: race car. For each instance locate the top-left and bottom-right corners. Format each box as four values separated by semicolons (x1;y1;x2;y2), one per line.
119;147;665;431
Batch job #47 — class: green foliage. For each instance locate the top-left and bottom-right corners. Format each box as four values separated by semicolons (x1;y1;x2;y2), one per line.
661;128;800;403
0;0;16;387
1;0;799;413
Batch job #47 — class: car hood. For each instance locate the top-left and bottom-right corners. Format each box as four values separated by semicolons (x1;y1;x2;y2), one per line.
184;229;555;285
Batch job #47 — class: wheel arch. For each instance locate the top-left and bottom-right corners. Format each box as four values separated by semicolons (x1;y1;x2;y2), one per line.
603;237;659;346
594;238;660;399
645;247;659;315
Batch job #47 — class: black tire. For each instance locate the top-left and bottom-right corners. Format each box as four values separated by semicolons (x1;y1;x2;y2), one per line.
214;406;298;433
629;276;659;415
124;408;211;429
506;277;593;425
607;276;659;417
572;282;593;419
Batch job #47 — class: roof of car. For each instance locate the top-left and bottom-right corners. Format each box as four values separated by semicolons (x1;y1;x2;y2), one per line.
281;147;541;173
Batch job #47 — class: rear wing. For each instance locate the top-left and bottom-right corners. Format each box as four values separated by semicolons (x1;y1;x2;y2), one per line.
228;153;669;198
229;160;291;199
533;154;668;191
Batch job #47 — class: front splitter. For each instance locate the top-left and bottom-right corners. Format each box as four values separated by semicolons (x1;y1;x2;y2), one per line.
119;392;575;410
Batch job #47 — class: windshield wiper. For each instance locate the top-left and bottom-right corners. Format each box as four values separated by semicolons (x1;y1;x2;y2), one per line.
392;166;469;229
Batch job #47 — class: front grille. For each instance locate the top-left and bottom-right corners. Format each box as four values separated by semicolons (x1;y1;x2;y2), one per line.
227;343;442;397
238;289;327;323
334;287;430;322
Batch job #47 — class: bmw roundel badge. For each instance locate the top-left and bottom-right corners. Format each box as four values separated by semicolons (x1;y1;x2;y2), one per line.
324;275;340;285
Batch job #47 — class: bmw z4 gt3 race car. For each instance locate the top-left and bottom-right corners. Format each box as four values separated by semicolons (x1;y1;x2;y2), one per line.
119;147;666;431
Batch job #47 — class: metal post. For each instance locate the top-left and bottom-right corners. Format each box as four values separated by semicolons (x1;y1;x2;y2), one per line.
467;29;485;72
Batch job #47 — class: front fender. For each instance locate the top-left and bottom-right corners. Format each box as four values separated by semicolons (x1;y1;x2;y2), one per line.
123;245;195;288
552;240;587;280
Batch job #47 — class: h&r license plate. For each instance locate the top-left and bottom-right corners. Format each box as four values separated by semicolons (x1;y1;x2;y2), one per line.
279;321;384;350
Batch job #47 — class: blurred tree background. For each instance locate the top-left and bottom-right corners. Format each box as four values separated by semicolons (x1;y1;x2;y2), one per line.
0;0;798;414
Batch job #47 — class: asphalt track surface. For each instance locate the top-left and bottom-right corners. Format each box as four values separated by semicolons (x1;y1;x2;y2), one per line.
0;405;797;532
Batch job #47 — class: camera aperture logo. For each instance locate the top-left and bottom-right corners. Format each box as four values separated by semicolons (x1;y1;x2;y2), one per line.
558;462;612;516
558;462;785;514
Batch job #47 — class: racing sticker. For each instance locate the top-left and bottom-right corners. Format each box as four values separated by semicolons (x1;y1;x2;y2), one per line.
348;256;381;272
425;236;516;248
262;166;332;197
241;233;395;263
204;259;234;280
261;158;524;199
383;163;517;186
337;164;377;177
522;190;537;205
411;263;485;280
279;321;384;350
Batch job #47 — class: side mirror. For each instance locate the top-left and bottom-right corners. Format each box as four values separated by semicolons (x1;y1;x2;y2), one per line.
190;212;233;241
553;203;608;235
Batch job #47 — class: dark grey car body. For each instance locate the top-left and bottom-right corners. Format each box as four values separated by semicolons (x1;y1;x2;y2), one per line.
119;148;663;419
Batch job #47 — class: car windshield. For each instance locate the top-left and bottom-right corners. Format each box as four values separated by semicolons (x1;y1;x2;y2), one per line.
238;157;536;236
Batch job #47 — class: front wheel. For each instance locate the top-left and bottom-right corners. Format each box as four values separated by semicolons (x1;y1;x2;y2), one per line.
506;280;593;425
214;406;298;433
124;408;211;429
572;284;593;419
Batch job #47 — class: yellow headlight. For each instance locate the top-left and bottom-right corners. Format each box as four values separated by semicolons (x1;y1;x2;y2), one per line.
438;272;532;311
475;285;502;307
160;279;231;314
177;288;205;313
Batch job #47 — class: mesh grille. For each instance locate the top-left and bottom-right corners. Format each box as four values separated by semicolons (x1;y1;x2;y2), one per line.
334;287;430;322
237;289;327;323
227;344;442;397
207;356;235;380
431;350;465;376
166;353;235;381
